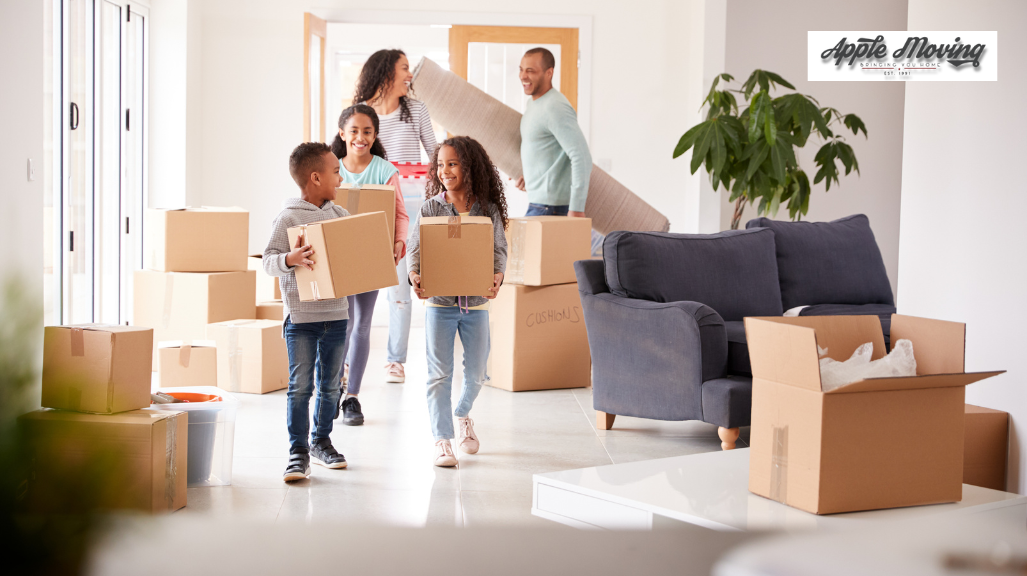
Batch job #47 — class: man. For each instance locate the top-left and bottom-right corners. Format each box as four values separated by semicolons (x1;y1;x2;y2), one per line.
515;48;592;220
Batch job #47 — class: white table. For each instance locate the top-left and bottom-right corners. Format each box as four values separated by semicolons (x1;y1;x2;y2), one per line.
532;448;1027;531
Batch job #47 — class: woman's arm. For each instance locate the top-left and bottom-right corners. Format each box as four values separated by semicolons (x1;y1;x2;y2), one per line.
417;101;439;158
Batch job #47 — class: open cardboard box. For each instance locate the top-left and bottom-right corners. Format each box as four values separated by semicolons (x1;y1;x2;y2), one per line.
745;314;1004;515
337;183;397;243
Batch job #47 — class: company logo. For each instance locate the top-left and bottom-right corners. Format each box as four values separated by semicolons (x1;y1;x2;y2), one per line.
808;31;997;81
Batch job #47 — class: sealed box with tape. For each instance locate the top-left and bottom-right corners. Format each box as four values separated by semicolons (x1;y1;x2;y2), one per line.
158;340;217;387
419;215;494;298
145;207;249;272
206;319;289;394
249;253;282;303
338;183;397;242
42;324;153;414
19;408;188;513
133;270;256;370
745;314;1005;515
505;216;591;286
286;212;398;302
487;283;590;391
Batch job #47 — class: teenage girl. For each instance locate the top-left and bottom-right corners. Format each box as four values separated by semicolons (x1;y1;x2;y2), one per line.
406;136;509;467
354;49;439;385
330;104;409;426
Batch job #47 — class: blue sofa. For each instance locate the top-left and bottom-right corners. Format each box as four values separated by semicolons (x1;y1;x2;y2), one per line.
574;214;894;449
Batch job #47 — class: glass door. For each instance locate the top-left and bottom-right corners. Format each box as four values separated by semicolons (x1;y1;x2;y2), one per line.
96;0;121;324
121;4;146;324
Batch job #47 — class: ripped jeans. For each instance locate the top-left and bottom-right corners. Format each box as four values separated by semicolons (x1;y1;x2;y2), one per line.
424;306;489;440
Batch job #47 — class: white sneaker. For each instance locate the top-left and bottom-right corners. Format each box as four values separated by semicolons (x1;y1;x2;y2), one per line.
457;417;479;454
434;439;458;467
384;362;405;383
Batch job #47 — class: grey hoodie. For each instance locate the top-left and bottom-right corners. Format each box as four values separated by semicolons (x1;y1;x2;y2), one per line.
406;193;508;308
264;198;350;324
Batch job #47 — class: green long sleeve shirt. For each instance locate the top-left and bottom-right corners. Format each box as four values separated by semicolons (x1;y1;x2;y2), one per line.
519;89;592;213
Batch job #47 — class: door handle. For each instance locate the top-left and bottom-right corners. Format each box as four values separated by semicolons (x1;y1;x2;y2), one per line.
70;102;79;130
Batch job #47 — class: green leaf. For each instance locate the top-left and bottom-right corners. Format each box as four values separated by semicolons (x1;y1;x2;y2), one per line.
769;186;783;217
690;121;717;174
764;71;796;90
843;114;868;138
764;105;777;146
745;140;769;181
769;142;786;183
710;121;727;176
673;122;705;158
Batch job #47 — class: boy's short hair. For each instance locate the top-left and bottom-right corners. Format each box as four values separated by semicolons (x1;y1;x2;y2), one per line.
524;47;555;71
289;142;334;187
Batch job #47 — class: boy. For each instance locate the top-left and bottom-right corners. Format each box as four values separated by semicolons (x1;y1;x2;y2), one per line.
264;142;350;482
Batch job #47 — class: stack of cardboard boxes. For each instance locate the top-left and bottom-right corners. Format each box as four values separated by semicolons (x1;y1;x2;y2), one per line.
20;325;188;513
134;207;288;394
489;216;593;392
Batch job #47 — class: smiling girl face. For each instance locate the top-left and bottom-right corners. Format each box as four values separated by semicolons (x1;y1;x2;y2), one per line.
341;112;377;158
436;145;465;193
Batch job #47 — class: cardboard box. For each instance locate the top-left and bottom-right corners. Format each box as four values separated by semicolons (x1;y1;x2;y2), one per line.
206;319;289;394
745;314;1004;515
20;408;188;513
506;216;592;286
338;183;397;243
488;283;591;391
964;404;1009;491
42;324;153;414
249;254;282;302
286;213;398;301
419;215;494;298
158;340;218;388
133;270;257;370
256;301;285;321
145;207;248;272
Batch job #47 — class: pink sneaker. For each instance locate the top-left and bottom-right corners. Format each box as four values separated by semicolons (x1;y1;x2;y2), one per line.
434;439;458;467
384;362;405;384
457;417;479;454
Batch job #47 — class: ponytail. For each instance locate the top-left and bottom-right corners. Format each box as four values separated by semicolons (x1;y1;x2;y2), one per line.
333;104;389;161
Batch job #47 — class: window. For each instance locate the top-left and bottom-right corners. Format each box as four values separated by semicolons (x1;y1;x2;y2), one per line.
47;0;148;326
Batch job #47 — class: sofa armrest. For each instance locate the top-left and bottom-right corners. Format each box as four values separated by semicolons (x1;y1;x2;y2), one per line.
574;259;608;295
581;292;727;422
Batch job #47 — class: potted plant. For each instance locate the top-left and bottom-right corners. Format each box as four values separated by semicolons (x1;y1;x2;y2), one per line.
674;70;868;229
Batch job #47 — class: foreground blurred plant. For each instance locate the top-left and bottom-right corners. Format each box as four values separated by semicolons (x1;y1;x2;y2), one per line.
673;70;868;229
0;277;96;575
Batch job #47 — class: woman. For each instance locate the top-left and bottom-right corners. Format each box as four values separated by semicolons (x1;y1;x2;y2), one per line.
330;104;408;426
354;49;439;385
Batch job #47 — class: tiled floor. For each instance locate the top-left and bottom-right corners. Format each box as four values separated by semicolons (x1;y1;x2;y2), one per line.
175;327;749;527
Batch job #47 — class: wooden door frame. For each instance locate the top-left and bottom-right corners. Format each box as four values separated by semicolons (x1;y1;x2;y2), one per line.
448;25;579;110
303;13;327;142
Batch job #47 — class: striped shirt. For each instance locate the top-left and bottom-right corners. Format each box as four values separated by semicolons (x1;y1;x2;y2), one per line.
370;98;438;163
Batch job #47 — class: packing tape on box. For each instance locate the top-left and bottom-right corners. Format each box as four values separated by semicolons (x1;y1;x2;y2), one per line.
165;415;178;509
448;215;461;239
506;219;527;284
310;281;322;301
70;327;85;356
162;274;174;329
178;344;192;368
770;425;789;503
227;325;243;393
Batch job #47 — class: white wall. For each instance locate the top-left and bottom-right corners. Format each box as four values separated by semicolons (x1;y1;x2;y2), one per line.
721;0;907;296
186;0;712;253
0;1;45;291
899;0;1027;493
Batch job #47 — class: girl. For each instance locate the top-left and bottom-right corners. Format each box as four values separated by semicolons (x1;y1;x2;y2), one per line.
330;104;409;426
354;49;439;385
406;136;509;467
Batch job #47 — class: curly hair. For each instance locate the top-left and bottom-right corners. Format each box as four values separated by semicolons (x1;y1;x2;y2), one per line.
427;136;509;231
353;49;412;123
330;104;388;161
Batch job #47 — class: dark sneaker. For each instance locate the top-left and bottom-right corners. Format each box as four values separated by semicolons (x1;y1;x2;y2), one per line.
283;451;311;482
341;396;364;426
310;439;348;469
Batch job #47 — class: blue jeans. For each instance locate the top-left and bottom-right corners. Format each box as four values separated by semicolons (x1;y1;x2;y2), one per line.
341;290;378;395
386;257;412;363
525;203;605;255
285;317;348;452
425;307;490;440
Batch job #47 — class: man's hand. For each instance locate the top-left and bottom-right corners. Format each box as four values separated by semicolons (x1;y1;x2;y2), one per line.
486;272;504;299
394;241;405;265
513;176;526;192
568;211;586;218
286;234;315;270
409;271;426;299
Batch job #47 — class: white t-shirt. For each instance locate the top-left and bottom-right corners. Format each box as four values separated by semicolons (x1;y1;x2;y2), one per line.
372;99;438;163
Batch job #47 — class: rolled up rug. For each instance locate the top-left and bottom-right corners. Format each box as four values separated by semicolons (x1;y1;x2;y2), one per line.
412;57;670;235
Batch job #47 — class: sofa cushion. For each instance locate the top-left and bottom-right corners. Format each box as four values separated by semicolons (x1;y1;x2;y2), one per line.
723;321;752;376
701;376;753;429
798;303;895;347
745;214;893;311
603;229;783;322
